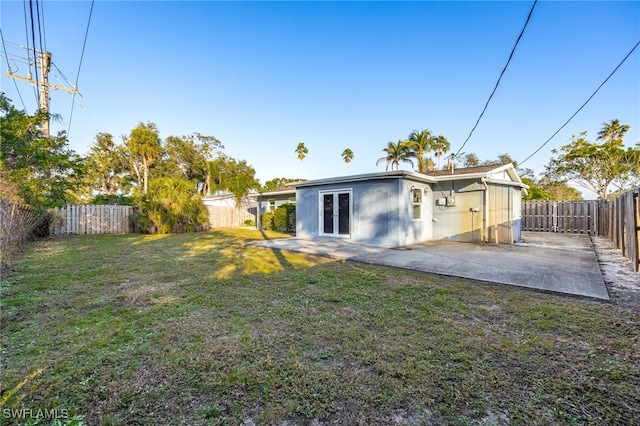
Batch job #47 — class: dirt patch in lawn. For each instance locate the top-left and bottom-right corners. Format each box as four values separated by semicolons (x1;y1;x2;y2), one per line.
592;235;640;313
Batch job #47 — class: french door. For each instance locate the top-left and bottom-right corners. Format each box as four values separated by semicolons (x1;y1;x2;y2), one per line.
320;190;351;237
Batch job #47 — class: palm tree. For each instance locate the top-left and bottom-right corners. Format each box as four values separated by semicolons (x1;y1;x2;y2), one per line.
295;142;308;178
432;135;451;170
376;140;413;171
404;129;434;173
597;119;630;142
295;142;308;161
341;148;354;164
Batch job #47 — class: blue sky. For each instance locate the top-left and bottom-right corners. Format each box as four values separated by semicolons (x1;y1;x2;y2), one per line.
1;1;639;195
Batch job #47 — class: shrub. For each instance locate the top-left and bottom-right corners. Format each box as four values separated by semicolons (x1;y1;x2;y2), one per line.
244;219;256;227
273;203;296;232
261;203;295;232
260;210;275;230
133;177;210;234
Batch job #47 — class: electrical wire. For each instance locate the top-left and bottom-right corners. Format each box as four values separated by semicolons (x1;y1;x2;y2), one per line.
67;0;94;136
35;0;45;57
28;0;40;105
518;40;640;167
455;0;537;156
38;0;47;52
22;0;38;103
1;29;28;110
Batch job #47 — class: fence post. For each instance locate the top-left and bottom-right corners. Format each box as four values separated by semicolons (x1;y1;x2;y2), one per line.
634;190;639;272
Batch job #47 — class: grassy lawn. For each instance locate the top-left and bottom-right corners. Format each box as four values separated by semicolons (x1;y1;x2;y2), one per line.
1;229;638;425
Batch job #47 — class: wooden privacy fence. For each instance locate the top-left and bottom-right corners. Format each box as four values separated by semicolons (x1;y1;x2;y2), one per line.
522;187;640;271
522;200;600;234
50;205;133;235
205;205;257;228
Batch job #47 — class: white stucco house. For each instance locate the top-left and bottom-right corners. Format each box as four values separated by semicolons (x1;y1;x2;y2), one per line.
256;164;528;247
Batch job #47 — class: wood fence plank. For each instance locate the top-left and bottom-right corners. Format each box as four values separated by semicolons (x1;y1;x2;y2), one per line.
48;205;133;235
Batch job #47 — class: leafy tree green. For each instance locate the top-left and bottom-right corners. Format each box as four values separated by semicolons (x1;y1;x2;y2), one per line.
546;120;637;199
460;153;480;168
208;155;260;203
84;132;130;196
262;177;300;191
161;133;222;195
125;122;162;194
376;140;413;171
0;93;83;210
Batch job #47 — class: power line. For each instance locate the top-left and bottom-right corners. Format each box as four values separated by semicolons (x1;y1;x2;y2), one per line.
455;0;537;156
38;0;47;52
22;0;38;103
0;29;28;110
35;0;45;55
28;0;40;105
68;0;94;136
518;40;640;167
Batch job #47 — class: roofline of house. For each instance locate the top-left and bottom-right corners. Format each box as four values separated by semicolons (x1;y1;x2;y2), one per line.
291;170;437;189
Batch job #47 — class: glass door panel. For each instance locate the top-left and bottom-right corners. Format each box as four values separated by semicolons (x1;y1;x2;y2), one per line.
323;194;334;234
338;193;350;235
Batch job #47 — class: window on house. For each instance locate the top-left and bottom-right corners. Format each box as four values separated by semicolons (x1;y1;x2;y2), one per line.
268;199;276;211
412;189;422;220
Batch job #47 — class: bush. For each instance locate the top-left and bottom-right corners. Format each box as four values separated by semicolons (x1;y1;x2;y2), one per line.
244;219;256;227
133;177;210;234
260;210;275;230
261;203;295;232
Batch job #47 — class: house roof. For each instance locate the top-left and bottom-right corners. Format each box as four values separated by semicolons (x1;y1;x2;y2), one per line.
255;188;297;197
291;170;436;189
427;164;509;177
291;163;528;190
427;163;525;186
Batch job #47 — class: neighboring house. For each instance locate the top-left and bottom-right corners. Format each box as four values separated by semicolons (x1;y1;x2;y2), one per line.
270;163;526;247
254;188;297;230
202;194;257;228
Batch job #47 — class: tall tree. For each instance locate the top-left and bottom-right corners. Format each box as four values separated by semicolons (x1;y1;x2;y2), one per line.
376;140;413;171
295;142;308;162
404;129;434;173
432;135;451;170
341;148;354;164
84;132;129;195
295;142;308;178
161;133;222;196
597;119;630;142
208;155;260;204
546;122;637;199
0;93;83;209
125;122;162;194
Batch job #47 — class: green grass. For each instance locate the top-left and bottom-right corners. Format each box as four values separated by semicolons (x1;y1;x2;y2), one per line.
1;229;639;425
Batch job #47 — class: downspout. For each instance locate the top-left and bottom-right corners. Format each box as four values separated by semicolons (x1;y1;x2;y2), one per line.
481;178;489;242
256;196;261;229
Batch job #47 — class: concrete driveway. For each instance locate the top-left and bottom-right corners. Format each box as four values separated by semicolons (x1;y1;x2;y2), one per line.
252;232;609;300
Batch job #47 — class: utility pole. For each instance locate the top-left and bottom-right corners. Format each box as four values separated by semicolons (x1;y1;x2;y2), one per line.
6;49;78;137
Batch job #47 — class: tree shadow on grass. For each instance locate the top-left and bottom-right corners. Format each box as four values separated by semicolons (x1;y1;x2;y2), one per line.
259;229;294;271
